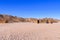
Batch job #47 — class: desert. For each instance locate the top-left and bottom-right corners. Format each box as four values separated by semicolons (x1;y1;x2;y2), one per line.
0;0;60;40
0;22;60;40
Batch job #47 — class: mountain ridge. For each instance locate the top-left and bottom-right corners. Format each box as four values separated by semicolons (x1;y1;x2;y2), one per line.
0;14;59;23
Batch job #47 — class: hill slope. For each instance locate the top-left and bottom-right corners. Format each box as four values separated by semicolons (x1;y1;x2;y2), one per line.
0;14;58;23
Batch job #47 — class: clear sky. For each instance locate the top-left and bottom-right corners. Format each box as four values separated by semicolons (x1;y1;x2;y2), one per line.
0;0;60;19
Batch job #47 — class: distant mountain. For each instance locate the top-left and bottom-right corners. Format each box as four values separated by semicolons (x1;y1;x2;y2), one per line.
0;14;59;23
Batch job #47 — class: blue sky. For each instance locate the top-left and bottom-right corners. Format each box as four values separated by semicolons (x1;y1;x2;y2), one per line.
0;0;60;19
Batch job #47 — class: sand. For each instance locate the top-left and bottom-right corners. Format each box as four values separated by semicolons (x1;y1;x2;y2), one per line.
0;22;60;40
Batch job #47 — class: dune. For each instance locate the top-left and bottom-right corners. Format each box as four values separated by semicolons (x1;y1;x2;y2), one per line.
0;22;60;40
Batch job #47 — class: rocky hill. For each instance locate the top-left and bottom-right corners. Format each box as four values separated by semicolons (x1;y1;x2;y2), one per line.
0;14;25;23
0;14;59;23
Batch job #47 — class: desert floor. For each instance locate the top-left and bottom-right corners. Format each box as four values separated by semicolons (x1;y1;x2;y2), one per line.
0;22;60;40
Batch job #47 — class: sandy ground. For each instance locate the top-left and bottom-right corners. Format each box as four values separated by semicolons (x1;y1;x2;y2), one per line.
0;22;60;40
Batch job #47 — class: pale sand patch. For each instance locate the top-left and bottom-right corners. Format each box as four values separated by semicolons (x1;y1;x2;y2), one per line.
0;22;60;40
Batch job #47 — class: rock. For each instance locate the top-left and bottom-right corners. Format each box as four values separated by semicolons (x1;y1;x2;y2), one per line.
25;18;38;23
0;14;58;23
